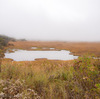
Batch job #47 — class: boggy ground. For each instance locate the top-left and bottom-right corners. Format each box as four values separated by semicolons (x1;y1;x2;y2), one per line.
8;41;100;57
0;56;100;99
0;41;100;99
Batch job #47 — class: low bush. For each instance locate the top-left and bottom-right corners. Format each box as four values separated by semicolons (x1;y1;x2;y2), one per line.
0;56;100;99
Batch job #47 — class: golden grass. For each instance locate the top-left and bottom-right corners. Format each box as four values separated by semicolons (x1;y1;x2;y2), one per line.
8;41;100;57
1;58;73;98
0;57;100;99
1;41;100;98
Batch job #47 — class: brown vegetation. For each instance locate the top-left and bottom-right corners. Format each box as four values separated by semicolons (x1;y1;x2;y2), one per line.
0;56;100;99
8;41;100;57
0;40;100;98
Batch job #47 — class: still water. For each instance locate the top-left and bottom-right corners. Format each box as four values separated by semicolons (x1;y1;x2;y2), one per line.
4;49;78;61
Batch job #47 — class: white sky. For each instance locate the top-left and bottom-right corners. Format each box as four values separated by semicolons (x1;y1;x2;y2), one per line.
0;0;100;41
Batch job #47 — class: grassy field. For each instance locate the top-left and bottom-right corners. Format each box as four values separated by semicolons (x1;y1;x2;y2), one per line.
1;56;100;99
0;41;100;99
8;41;100;57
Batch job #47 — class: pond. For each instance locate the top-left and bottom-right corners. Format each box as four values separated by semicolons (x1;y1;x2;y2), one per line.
4;49;78;61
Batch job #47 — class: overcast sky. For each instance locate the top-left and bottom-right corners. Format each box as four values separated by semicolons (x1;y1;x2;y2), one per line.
0;0;100;41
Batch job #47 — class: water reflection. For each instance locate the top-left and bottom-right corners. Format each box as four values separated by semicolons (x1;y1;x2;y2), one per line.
4;49;78;61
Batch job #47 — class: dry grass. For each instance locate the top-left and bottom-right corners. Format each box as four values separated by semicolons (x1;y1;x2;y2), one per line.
1;41;100;98
0;57;100;99
8;41;100;57
0;59;73;99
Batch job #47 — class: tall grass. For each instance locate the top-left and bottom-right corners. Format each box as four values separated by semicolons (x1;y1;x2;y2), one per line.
0;57;100;99
67;56;100;98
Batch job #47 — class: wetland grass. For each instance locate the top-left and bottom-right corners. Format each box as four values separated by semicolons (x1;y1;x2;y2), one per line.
0;56;100;99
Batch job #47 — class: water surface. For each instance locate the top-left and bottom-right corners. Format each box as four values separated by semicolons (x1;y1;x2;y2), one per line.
5;49;78;61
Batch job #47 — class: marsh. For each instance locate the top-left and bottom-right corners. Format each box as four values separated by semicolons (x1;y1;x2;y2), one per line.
5;49;78;61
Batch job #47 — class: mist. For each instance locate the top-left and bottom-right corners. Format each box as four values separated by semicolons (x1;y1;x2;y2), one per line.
0;0;100;41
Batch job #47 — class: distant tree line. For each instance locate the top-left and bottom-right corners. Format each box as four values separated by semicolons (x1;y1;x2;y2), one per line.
0;35;27;49
0;34;16;58
0;35;16;49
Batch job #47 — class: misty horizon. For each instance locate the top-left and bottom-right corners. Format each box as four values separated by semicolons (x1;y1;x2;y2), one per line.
0;0;100;42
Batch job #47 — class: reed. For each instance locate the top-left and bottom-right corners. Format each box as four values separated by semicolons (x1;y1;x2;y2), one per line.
0;56;100;99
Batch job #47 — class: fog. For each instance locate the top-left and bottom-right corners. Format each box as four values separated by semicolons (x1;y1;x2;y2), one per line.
0;0;100;41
